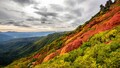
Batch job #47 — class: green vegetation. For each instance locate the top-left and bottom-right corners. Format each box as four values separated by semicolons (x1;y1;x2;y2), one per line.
35;26;120;68
0;37;41;66
6;32;67;68
0;32;64;66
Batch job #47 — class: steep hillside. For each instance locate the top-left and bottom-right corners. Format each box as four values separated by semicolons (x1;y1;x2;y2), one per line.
0;32;63;66
6;0;120;68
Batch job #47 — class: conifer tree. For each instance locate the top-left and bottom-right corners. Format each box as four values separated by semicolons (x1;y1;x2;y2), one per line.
100;4;105;11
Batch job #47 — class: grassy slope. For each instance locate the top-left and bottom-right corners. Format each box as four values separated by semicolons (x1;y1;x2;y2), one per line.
35;25;120;68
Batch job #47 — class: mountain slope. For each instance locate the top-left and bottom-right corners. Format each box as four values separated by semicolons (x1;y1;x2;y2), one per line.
35;24;120;68
0;32;64;66
6;0;120;68
0;37;41;66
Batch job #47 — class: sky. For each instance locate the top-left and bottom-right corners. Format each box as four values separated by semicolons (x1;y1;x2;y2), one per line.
0;0;115;32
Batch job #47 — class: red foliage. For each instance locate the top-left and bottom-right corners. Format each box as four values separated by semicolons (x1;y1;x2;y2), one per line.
60;38;82;55
33;54;41;59
31;6;120;63
43;49;61;62
60;7;120;55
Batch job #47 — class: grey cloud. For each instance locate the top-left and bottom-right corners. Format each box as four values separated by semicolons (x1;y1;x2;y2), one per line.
0;10;11;19
65;0;76;7
26;16;52;24
40;16;59;24
12;0;35;6
26;17;40;21
65;0;87;7
35;11;58;17
33;6;47;12
34;6;59;24
26;16;49;24
70;8;84;16
49;0;84;27
35;11;58;24
3;8;25;15
65;14;75;20
33;6;40;10
40;17;48;22
26;14;61;24
0;20;30;27
71;19;81;27
76;0;87;3
0;0;110;31
50;4;64;12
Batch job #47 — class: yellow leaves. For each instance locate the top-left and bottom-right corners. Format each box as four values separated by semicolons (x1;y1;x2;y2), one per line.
105;29;117;38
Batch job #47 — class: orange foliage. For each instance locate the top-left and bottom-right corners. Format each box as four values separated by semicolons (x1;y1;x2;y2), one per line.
33;54;41;59
60;38;82;55
29;5;120;64
43;49;61;62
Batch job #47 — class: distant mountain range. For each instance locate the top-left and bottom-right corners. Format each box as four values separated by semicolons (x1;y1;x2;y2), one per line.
0;32;54;42
0;33;13;42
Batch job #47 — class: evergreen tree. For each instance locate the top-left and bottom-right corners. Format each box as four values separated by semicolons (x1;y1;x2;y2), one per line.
105;1;110;8
100;4;105;11
109;0;113;4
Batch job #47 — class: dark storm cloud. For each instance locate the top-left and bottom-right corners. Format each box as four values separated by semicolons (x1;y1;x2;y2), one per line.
12;0;35;6
0;20;30;27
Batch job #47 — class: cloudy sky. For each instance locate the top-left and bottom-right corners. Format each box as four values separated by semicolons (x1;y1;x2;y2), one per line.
0;0;114;32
